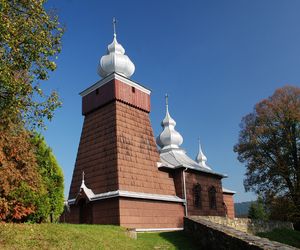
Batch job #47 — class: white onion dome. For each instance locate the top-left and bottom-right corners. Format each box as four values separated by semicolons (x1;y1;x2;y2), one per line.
98;34;135;78
196;140;211;169
156;97;183;149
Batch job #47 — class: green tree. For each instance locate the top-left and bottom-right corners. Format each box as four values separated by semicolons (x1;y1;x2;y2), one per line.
30;133;64;222
234;86;300;222
0;0;63;128
248;197;268;220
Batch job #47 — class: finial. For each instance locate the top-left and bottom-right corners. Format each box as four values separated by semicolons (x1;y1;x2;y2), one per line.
196;138;210;169
165;93;169;110
82;171;85;183
198;137;201;150
113;17;117;37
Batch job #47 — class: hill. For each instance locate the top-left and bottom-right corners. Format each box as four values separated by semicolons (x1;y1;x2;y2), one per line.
0;223;198;250
234;201;253;217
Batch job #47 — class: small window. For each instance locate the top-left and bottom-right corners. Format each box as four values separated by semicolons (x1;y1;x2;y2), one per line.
131;87;135;93
96;89;99;95
193;183;202;208
208;186;217;209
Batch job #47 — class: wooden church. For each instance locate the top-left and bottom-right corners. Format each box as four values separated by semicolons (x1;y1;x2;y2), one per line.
64;24;235;230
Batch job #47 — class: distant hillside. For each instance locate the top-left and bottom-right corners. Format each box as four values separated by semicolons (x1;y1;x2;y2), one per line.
234;201;253;217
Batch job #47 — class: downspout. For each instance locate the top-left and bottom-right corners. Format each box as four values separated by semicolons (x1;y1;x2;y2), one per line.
183;168;188;217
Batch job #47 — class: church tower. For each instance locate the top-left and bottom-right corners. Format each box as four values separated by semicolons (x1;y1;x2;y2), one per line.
66;22;185;229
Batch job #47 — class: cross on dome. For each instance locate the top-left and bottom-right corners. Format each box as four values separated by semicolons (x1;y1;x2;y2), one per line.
97;18;135;78
113;17;117;37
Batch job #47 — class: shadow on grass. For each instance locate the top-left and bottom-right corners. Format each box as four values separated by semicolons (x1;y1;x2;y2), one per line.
257;229;300;248
158;231;199;250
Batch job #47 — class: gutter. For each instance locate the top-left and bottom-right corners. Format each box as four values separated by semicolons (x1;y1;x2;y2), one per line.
183;167;188;216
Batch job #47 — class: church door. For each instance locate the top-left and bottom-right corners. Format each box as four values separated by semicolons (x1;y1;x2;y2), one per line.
78;199;92;224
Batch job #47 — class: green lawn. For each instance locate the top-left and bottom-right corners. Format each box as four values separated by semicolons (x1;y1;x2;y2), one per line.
257;228;300;248
0;223;199;250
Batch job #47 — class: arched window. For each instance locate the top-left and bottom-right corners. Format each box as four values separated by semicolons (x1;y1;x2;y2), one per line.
193;183;202;208
208;186;217;209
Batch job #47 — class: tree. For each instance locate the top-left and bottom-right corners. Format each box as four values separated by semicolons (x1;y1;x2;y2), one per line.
0;129;64;222
0;0;63;128
30;133;64;222
0;0;64;222
234;86;300;222
248;196;268;220
0;124;45;222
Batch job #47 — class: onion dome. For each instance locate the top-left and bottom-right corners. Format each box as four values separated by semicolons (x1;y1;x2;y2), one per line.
196;139;211;169
97;22;135;78
156;95;183;149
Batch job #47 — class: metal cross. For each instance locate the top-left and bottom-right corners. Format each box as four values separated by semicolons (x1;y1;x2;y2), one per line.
165;93;168;106
113;17;117;36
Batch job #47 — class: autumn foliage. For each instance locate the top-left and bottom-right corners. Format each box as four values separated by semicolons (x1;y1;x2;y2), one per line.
234;86;300;222
0;124;42;222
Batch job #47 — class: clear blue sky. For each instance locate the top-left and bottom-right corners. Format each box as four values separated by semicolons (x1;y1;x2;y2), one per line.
43;0;300;202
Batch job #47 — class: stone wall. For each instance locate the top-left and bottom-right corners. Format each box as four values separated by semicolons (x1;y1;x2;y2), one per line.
184;217;297;250
192;216;293;234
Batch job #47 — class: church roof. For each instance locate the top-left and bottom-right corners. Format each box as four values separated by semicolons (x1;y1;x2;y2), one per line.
156;96;226;178
159;148;225;177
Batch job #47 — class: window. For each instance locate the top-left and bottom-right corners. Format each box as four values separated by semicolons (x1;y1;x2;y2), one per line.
208;186;217;209
131;86;135;93
96;88;99;95
193;183;202;208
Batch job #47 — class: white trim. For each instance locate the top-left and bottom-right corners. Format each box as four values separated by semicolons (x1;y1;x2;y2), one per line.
136;228;183;232
80;73;151;97
68;189;185;205
222;188;236;194
118;190;185;202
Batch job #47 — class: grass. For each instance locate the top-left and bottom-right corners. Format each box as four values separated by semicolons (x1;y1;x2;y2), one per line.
0;223;199;250
257;228;300;248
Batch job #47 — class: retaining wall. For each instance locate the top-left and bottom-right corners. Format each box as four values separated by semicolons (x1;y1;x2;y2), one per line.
191;216;293;234
184;217;296;250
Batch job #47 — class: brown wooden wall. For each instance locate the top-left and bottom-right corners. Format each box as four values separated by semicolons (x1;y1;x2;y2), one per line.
185;172;225;217
119;198;184;229
115;101;177;196
92;198;120;224
68;101;119;199
223;193;235;218
82;79;151;115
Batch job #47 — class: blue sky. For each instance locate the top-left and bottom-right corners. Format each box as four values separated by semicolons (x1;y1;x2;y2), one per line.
43;0;300;202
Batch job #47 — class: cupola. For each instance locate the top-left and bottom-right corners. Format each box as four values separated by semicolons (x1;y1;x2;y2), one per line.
97;18;135;78
195;139;211;170
156;95;183;150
